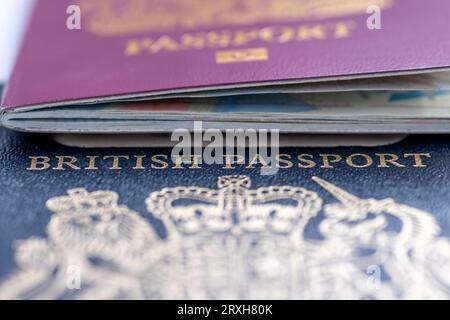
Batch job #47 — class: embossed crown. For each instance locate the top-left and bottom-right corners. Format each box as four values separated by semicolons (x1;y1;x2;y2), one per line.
46;188;119;214
217;175;251;189
146;175;322;235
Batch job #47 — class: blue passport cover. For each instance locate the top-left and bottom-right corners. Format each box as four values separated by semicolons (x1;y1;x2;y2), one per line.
0;128;449;299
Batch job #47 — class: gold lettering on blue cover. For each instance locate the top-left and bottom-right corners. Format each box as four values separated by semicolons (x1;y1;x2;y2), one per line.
26;153;432;171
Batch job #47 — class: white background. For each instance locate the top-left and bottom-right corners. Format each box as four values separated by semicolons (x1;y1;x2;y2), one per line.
0;0;34;83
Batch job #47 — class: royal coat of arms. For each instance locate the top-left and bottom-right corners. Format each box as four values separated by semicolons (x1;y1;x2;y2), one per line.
1;175;449;299
80;0;393;36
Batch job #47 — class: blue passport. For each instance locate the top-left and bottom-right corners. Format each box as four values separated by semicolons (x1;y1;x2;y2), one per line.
0;128;449;299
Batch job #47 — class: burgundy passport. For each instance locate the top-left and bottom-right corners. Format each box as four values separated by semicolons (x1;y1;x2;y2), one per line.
2;0;450;111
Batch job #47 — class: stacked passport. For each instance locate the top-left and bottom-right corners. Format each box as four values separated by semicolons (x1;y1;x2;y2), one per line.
1;0;450;133
0;128;449;299
1;0;450;301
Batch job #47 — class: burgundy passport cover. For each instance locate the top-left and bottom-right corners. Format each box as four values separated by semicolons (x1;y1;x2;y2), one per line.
3;0;450;110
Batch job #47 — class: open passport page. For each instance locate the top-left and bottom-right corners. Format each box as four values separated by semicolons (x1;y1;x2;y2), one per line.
1;0;450;133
